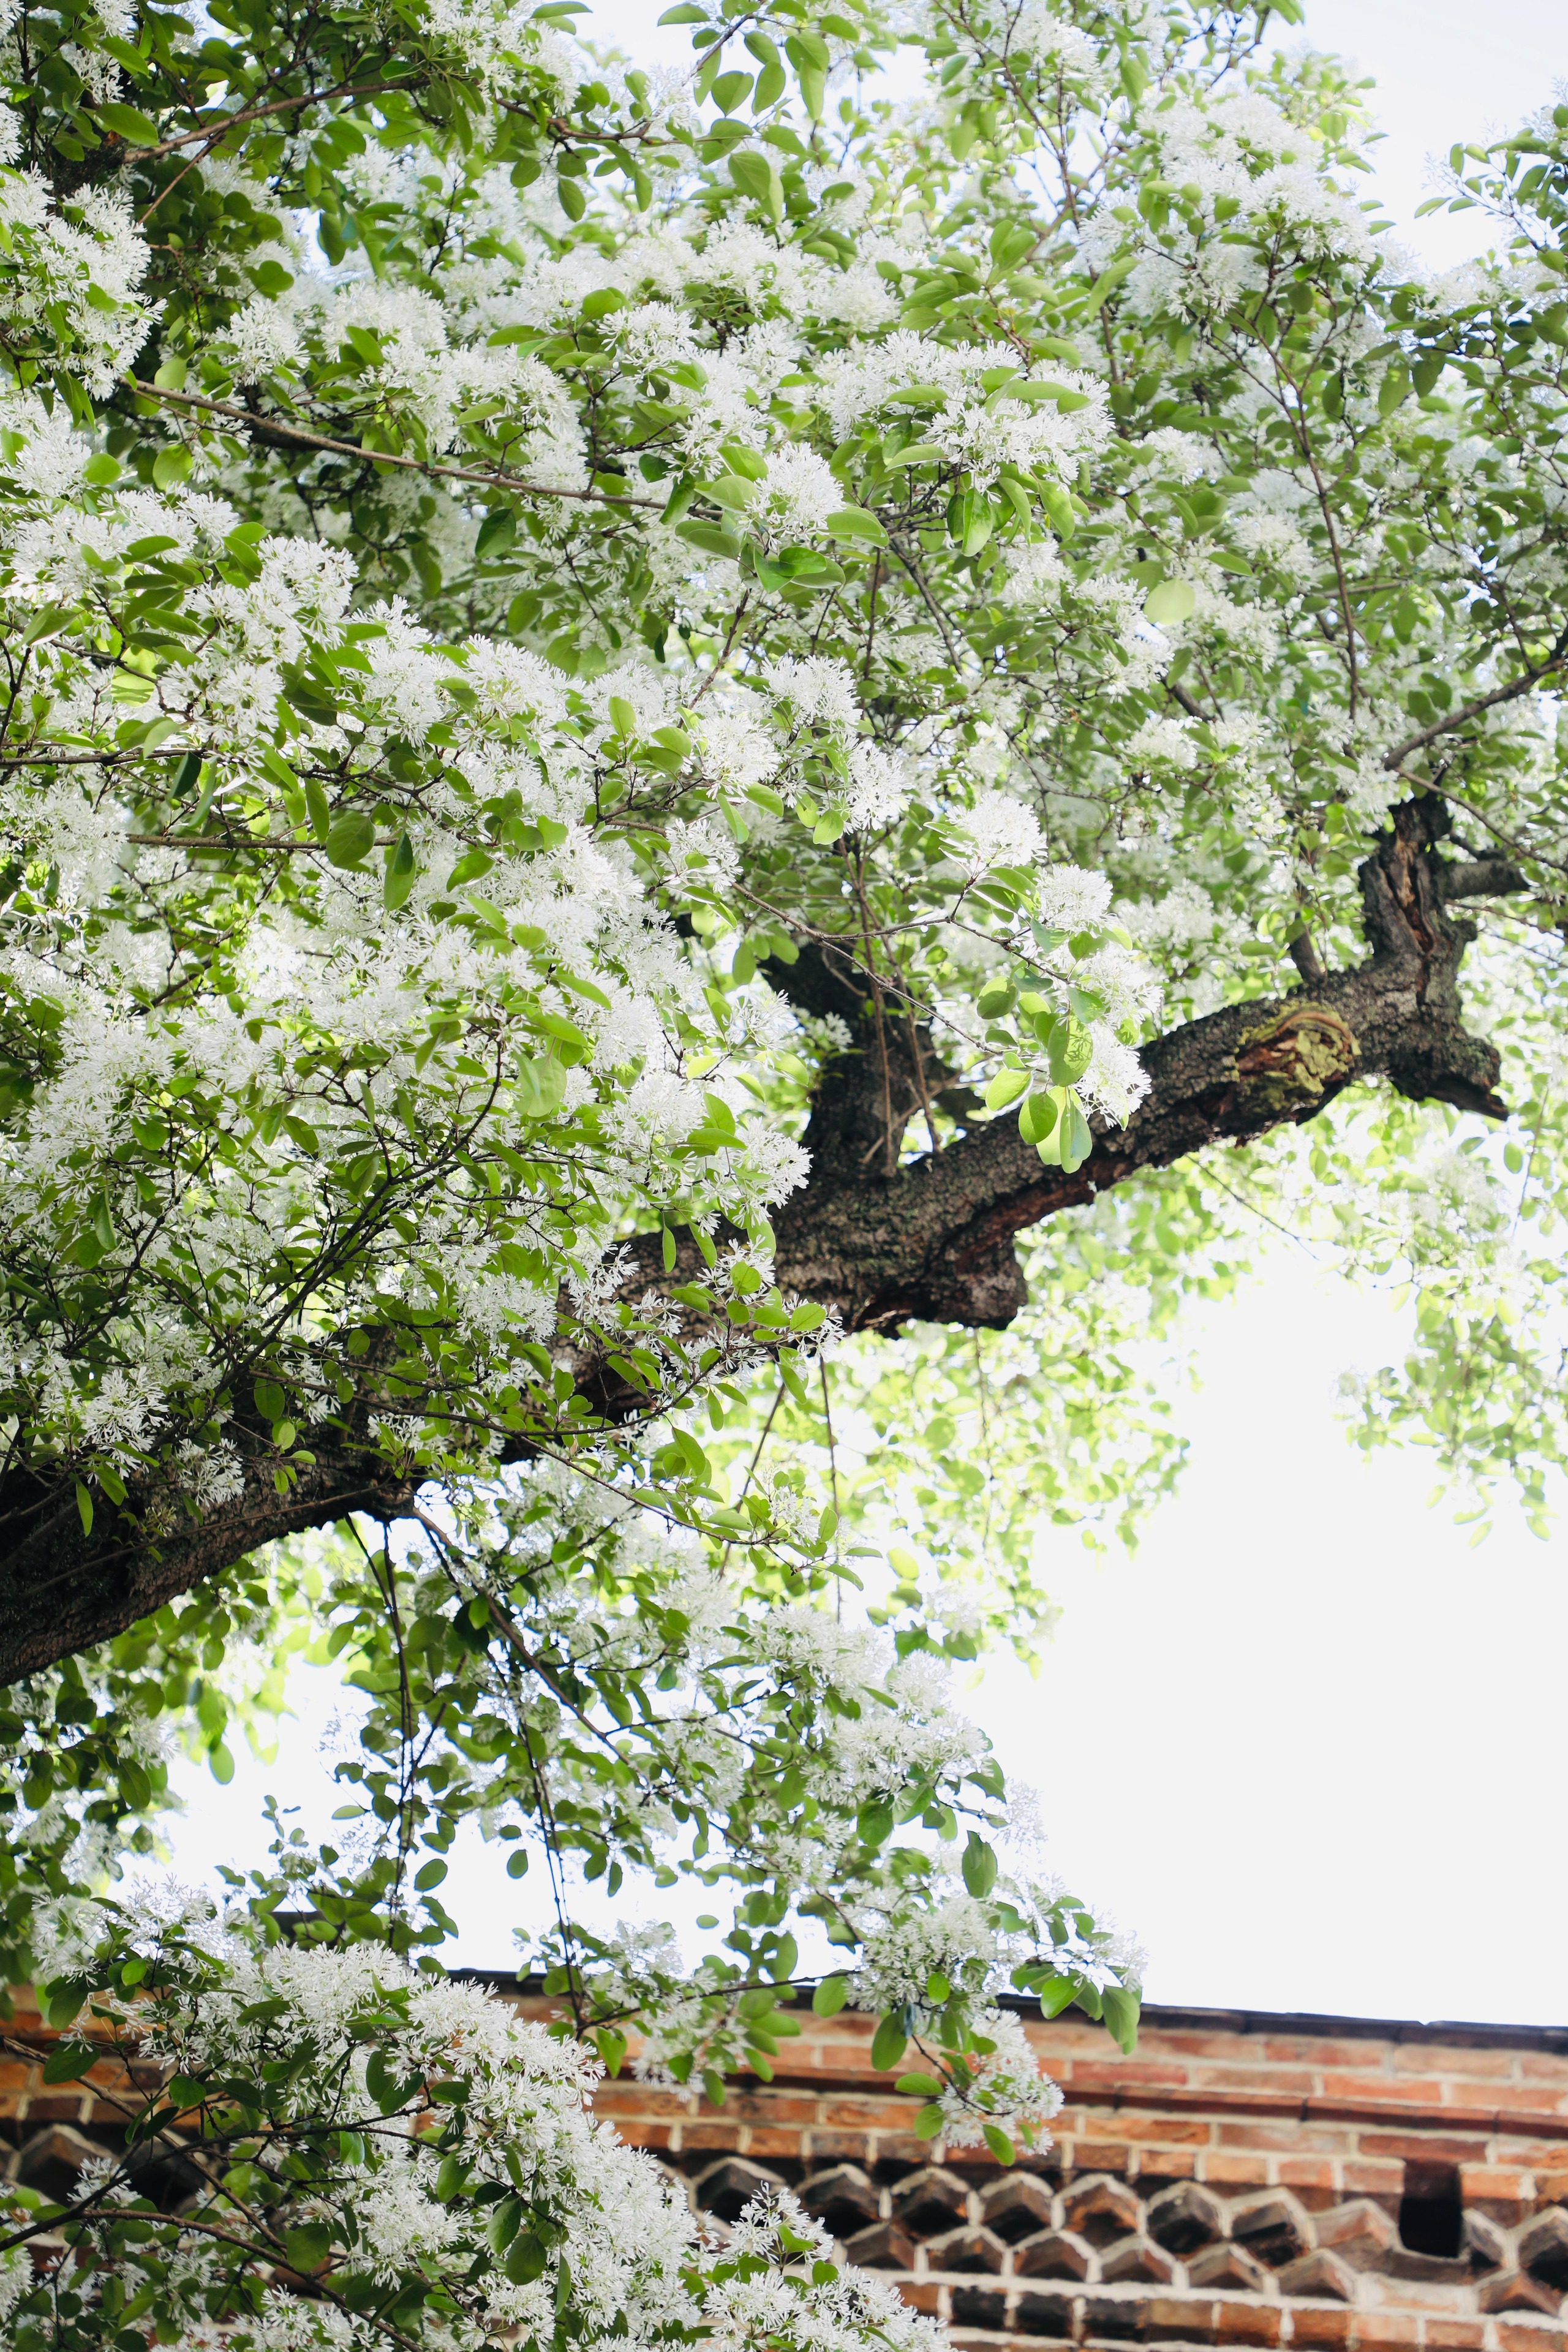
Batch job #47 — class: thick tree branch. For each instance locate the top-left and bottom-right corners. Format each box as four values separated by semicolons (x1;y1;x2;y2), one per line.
0;802;1525;1683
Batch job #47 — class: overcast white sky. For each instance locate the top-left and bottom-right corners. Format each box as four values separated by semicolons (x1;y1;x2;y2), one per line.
165;0;1568;2029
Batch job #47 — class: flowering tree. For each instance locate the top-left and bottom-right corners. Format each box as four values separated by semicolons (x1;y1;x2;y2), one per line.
0;1920;995;2347
3;0;1568;2327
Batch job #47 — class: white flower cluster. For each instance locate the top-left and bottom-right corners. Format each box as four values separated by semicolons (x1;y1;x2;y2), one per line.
3;1921;949;2352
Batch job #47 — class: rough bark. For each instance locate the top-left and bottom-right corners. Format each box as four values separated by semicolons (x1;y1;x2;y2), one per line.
0;799;1522;1681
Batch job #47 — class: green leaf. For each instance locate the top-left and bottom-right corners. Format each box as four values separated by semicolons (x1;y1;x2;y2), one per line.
254;1378;285;1422
895;2071;944;2097
489;2193;525;2251
984;1068;1028;1110
962;1832;997;1898
1101;1985;1140;2052
42;2040;100;2084
283;2223;333;2274
24;605;78;644
1058;1098;1093;1174
677;519;743;560
1017;1091;1059;1146
870;2014;908;2071
517;1055;567;1118
1144;579;1195;625
812;1975;850;2016
326;812;376;869
152;445;192;491
446;848;495;888
94;99;161;144
1378;364;1411;417
824;507;888;547
1037;1975;1078;2019
1047;1019;1093;1087
982;2122;1017;2165
476;507;517;559
304;781;331;843
384;832;417;909
74;1480;93;1537
505;2233;548;2284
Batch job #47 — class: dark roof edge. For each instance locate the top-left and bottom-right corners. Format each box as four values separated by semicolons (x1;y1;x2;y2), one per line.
448;1972;1568;2056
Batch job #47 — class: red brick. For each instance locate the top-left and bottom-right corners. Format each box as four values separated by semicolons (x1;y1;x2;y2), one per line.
1220;2127;1351;2157
1423;2325;1487;2351
1480;2089;1568;2122
594;2084;693;2118
744;2129;812;2158
1360;2135;1490;2163
1216;2305;1283;2348
895;2283;942;2315
1199;2155;1275;2188
1349;2316;1420;2351
1120;2119;1213;2147
1393;2051;1517;2083
1259;2041;1393;2069
727;2092;821;2124
1496;2331;1565;2352
1343;2163;1406;2198
805;2044;883;2078
1142;2296;1216;2343
1461;2168;1536;2216
1289;2312;1353;2350
1060;2063;1196;2094
682;2122;744;2149
617;2123;676;2150
802;2132;874;2162
813;2101;907;2128
1277;2160;1341;2193
1324;2077;1451;2110
1193;2068;1320;2098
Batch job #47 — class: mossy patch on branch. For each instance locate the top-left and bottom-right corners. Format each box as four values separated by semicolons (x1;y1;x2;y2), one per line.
1232;1003;1359;1117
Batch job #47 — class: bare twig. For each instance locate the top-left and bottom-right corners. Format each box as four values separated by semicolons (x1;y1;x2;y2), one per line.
125;379;663;511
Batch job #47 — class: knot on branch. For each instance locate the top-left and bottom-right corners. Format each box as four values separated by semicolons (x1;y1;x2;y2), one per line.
1232;1003;1359;1118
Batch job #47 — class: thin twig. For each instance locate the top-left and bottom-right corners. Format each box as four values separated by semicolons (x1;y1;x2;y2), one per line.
125;378;663;510
107;78;401;165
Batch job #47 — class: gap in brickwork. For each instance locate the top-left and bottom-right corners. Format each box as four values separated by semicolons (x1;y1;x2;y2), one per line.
1397;2159;1464;2258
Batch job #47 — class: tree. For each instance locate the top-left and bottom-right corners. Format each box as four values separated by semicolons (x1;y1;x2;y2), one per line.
2;0;1567;2330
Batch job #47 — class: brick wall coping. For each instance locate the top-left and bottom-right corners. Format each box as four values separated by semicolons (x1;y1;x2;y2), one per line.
448;1975;1568;2060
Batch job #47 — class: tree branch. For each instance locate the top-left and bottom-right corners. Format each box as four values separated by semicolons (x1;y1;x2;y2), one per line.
126;380;663;510
0;803;1526;1683
1381;628;1568;771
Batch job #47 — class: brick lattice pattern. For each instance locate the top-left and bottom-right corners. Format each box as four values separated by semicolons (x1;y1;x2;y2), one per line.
7;1987;1568;2352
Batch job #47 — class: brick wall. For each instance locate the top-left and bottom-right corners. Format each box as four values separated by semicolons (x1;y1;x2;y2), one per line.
8;1985;1568;2352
